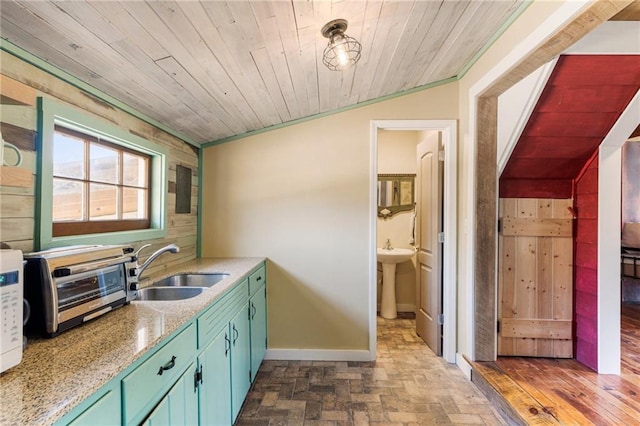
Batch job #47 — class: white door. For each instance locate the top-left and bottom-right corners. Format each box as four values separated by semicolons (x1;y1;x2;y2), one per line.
415;135;443;355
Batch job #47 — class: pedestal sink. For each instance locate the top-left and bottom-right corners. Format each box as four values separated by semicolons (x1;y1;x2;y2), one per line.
377;247;416;319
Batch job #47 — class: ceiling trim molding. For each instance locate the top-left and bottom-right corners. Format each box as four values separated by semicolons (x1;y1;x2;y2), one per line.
203;76;458;148
0;38;200;148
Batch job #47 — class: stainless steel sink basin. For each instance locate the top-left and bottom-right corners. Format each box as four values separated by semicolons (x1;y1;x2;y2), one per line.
136;286;205;301
152;273;229;288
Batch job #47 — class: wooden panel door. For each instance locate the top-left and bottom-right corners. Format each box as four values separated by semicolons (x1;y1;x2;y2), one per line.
498;198;573;357
415;136;443;355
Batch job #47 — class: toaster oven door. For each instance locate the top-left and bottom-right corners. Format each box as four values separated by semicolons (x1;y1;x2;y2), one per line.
56;263;127;324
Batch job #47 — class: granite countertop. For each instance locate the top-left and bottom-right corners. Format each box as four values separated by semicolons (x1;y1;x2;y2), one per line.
0;257;265;426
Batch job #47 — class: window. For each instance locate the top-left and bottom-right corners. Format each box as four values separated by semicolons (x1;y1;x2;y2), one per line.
38;98;168;249
52;126;151;236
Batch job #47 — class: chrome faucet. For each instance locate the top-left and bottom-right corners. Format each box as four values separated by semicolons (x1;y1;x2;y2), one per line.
134;243;180;280
384;239;393;250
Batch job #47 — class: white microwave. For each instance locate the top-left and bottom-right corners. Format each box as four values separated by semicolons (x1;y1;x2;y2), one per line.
0;249;23;373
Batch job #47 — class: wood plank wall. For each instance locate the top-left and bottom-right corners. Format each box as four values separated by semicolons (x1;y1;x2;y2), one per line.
574;155;599;371
0;53;199;276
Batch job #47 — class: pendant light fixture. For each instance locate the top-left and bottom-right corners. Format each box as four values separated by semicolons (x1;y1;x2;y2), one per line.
321;19;362;71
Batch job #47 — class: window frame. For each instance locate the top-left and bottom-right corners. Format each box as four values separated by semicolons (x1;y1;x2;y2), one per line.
37;97;168;249
52;125;152;236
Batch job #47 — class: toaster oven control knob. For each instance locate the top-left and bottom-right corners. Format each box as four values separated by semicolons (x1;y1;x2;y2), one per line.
128;268;138;277
53;268;71;278
130;282;139;291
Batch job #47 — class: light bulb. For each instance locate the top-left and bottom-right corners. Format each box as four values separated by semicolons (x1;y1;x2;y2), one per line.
332;35;349;68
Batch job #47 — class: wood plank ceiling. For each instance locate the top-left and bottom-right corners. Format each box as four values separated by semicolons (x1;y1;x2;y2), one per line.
0;0;525;144
499;54;640;199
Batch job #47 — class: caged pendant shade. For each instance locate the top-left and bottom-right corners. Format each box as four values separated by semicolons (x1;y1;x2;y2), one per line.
321;19;362;71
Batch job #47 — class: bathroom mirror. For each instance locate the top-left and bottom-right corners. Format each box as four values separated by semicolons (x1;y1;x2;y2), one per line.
377;174;415;218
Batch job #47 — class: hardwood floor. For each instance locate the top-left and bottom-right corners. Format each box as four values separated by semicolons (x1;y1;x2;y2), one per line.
471;303;640;425
237;314;506;425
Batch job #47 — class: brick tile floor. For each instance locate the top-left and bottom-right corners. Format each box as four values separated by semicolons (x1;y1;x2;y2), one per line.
236;314;505;425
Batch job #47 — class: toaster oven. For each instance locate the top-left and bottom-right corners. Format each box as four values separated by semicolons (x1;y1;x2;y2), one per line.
24;245;136;337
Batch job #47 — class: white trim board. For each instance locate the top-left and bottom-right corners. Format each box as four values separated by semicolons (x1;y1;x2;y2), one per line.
370;120;458;364
265;349;372;362
597;89;640;374
456;353;473;380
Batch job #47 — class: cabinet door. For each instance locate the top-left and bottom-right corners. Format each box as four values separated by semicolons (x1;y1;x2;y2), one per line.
67;385;121;426
250;284;267;383
199;325;232;426
230;302;251;422
142;396;170;426
141;363;198;426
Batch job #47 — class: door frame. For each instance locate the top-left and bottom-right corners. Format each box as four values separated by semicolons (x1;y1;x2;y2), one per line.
369;120;457;363
597;89;640;373
467;0;629;368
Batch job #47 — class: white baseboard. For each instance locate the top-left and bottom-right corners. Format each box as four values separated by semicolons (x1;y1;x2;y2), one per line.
396;303;415;312
376;303;415;313
265;348;374;362
456;352;472;380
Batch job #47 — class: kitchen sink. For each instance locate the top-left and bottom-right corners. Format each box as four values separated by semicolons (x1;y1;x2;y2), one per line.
136;286;205;301
151;273;229;288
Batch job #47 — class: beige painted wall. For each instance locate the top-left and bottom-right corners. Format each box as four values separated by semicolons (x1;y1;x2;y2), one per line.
201;83;459;351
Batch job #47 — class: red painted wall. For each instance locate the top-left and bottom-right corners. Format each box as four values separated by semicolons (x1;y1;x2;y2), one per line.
574;155;598;371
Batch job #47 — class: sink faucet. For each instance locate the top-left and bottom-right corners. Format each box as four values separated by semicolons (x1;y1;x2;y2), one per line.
134;243;180;280
384;239;393;250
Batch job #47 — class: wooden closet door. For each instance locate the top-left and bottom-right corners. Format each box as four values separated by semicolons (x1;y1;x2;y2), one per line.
498;198;573;358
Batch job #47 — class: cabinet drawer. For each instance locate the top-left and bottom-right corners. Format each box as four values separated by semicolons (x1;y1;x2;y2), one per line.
198;279;248;349
66;384;121;426
249;265;266;296
122;323;196;425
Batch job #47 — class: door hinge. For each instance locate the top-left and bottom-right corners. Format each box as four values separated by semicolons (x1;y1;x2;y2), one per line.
438;150;445;162
437;314;444;325
497;320;501;334
194;364;203;392
248;305;251;320
438;232;444;243
497;218;502;233
249;369;252;382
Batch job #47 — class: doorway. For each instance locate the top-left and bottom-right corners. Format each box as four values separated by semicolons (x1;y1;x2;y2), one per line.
369;120;457;363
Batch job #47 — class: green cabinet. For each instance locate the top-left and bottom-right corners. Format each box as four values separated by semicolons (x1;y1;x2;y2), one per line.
230;301;251;422
122;324;197;425
249;284;267;383
66;383;121;426
198;326;231;426
197;281;251;425
141;362;198;426
57;262;267;426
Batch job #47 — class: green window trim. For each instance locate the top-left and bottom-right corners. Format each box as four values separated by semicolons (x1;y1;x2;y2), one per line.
37;97;168;250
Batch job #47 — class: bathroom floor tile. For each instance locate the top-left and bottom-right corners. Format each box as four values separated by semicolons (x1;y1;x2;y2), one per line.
237;314;505;425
